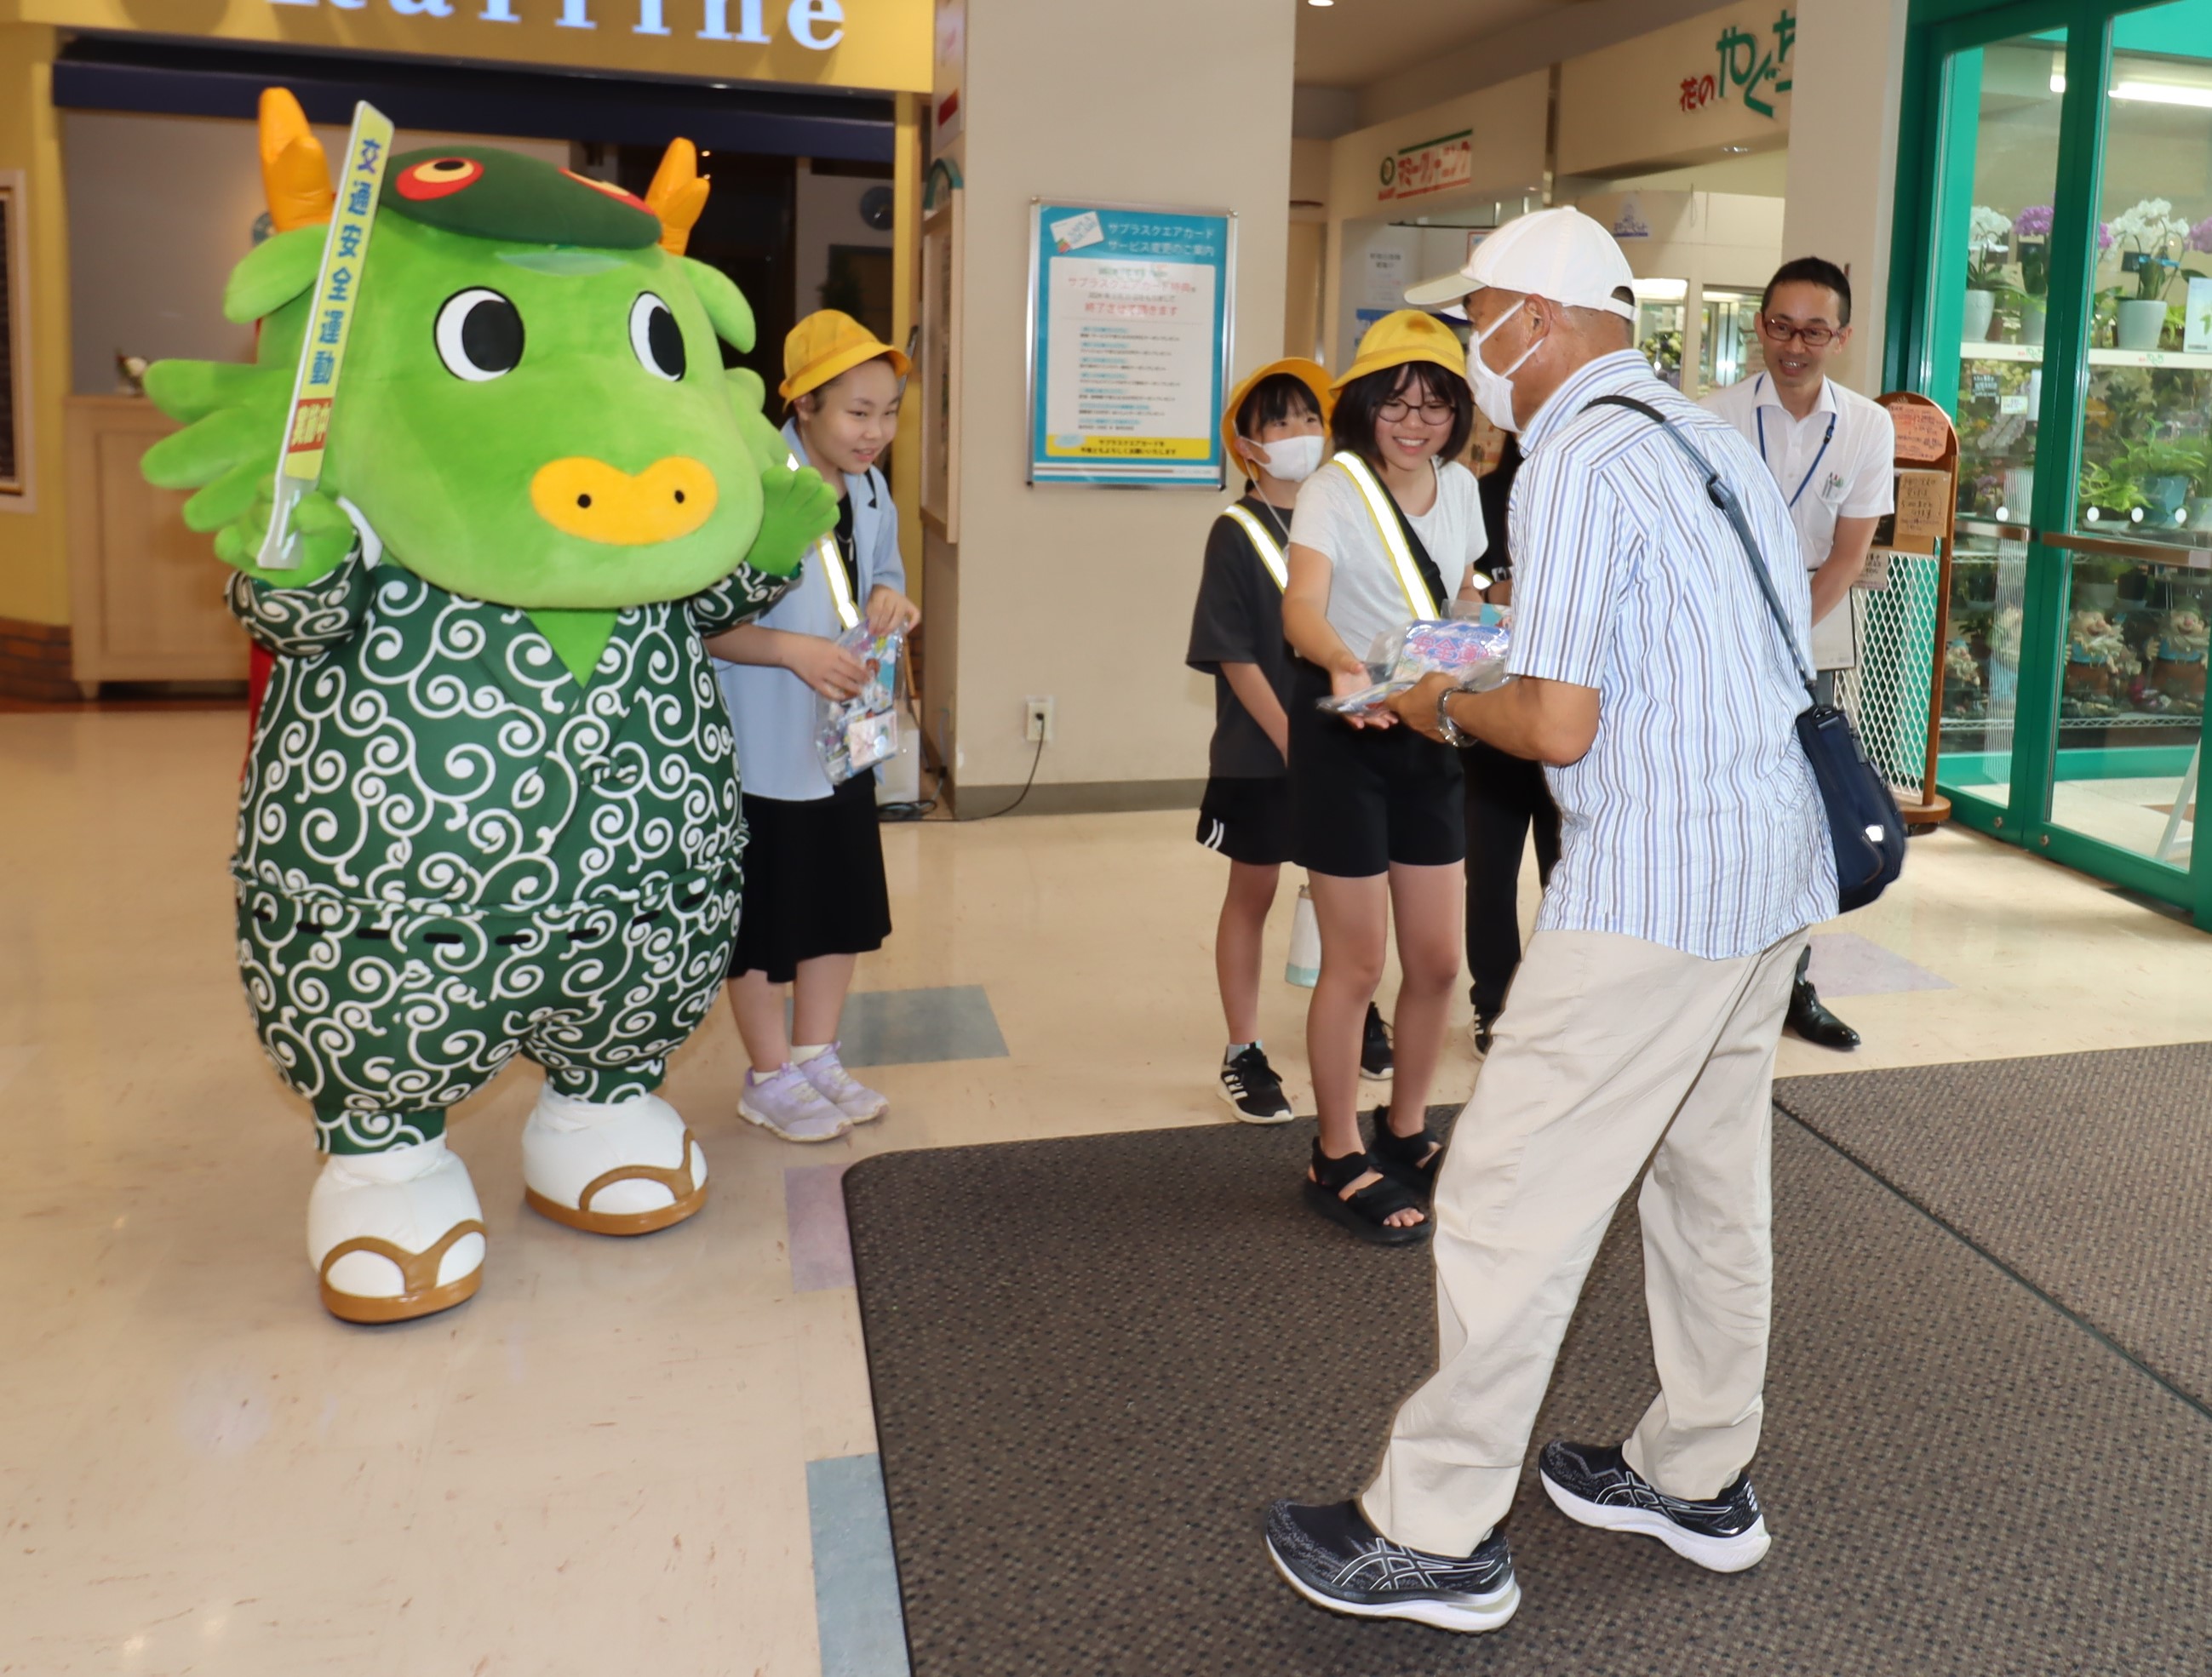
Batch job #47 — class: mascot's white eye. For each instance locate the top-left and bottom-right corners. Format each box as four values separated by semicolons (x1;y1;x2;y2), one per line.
629;294;686;382
434;288;524;381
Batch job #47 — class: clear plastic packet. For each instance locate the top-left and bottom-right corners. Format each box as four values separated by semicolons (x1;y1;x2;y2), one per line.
817;624;904;784
1319;614;1512;717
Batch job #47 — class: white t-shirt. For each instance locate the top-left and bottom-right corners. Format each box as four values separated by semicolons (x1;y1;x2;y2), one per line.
1287;456;1487;658
1699;373;1894;669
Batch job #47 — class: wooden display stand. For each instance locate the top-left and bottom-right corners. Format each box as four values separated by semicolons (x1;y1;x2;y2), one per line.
65;396;249;695
1874;392;1958;828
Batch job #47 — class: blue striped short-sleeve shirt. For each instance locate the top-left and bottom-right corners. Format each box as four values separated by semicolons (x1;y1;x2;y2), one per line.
1507;350;1837;959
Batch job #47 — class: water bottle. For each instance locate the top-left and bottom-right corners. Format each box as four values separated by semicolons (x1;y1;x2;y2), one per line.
1286;881;1321;989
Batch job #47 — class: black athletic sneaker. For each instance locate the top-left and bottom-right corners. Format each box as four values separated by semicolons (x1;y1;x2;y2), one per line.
1218;1045;1295;1125
1264;1500;1519;1634
1359;1003;1394;1082
1470;1013;1495;1056
1538;1440;1769;1572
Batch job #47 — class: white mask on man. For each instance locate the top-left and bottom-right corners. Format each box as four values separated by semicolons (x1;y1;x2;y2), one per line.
1467;306;1540;433
1243;433;1325;484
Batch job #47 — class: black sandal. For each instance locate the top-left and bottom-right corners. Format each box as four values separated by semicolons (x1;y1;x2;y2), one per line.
1365;1108;1445;1203
1304;1141;1430;1246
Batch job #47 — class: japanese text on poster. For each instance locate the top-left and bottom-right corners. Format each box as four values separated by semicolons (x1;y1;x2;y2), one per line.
1029;202;1234;486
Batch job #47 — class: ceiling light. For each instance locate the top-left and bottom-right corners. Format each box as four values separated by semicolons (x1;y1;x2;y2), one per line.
2113;78;2212;107
1307;0;1333;7
1721;145;1751;153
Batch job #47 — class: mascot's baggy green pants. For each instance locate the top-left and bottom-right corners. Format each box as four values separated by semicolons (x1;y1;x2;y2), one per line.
141;94;840;1325
230;552;785;1156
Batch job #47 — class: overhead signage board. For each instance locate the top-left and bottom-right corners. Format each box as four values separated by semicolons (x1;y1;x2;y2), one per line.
1559;1;1793;176
1026;199;1235;489
5;0;931;93
1379;129;1472;203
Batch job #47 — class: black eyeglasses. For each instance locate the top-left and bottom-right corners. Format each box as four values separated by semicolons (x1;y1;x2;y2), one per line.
1377;398;1455;423
1759;316;1839;348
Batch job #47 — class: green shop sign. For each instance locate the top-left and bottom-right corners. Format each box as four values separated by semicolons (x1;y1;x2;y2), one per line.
1679;8;1795;119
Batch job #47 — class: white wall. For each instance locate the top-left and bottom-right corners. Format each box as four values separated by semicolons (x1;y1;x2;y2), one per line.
1780;0;1910;395
938;0;1295;799
794;160;894;324
64;111;568;395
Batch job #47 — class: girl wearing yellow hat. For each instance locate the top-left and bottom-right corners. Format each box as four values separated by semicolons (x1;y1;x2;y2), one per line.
1280;309;1492;1244
707;311;919;1142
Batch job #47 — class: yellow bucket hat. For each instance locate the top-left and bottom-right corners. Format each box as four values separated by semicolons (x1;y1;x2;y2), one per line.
781;310;912;402
1331;308;1467;392
1220;357;1332;478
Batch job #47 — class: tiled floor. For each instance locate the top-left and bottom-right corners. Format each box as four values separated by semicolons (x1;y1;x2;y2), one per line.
3;707;2209;1674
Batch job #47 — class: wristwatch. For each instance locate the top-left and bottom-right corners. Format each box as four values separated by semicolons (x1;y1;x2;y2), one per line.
1435;684;1475;747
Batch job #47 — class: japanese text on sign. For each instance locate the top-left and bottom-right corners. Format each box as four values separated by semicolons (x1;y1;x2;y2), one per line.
1681;9;1794;118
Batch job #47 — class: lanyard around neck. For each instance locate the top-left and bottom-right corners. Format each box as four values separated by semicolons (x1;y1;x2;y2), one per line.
1753;375;1837;511
788;449;860;631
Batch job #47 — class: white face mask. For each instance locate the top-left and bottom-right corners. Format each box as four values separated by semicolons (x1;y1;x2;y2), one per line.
1467;308;1540;433
1243;433;1325;484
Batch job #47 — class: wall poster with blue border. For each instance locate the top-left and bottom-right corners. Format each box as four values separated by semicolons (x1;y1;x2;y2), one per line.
1026;199;1236;487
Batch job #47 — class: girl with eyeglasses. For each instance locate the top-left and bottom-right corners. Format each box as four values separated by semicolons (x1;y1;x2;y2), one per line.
1280;310;1491;1245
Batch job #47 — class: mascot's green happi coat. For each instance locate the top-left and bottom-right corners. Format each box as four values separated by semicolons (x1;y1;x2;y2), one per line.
145;122;838;1167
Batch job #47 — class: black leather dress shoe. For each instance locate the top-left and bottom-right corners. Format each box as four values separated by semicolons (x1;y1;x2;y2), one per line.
1785;978;1860;1049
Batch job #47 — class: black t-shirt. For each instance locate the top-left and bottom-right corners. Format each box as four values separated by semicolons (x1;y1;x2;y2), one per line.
1186;494;1297;779
829;493;859;604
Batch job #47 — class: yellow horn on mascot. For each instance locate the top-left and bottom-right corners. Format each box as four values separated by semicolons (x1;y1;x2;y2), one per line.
646;137;710;257
257;88;335;232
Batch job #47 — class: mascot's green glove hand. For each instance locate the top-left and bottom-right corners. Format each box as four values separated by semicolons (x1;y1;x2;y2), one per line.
210;486;358;586
746;463;840;580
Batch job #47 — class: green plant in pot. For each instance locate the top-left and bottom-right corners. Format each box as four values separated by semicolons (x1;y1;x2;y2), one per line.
2011;203;2053;344
2077;459;2148;534
2108;199;2196;350
2115;437;2203;528
1964;205;2012;342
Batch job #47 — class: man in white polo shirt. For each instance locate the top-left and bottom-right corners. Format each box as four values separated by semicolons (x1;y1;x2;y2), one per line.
1701;256;1894;1053
1263;209;1832;1636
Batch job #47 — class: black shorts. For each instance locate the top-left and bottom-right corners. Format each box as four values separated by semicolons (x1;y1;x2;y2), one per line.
728;774;891;985
1195;775;1292;866
1287;658;1465;878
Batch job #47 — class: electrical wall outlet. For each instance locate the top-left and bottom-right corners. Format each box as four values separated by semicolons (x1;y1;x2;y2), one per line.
1023;695;1055;743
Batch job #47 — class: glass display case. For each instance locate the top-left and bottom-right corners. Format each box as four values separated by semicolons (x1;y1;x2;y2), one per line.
1700;289;1766;392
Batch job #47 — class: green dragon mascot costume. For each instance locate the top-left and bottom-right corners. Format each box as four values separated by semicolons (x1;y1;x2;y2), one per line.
142;93;837;1325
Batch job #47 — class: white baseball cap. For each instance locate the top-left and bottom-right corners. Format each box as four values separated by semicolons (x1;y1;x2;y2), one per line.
1404;206;1638;323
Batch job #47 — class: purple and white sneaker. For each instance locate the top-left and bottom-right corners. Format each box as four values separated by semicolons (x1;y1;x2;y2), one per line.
737;1064;851;1144
797;1044;888;1124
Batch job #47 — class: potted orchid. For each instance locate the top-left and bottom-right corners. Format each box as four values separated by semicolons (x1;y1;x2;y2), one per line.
2013;203;2053;343
1964;205;2012;341
2108;197;2191;349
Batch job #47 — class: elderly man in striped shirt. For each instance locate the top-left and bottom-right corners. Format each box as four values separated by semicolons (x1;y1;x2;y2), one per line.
1265;208;1837;1636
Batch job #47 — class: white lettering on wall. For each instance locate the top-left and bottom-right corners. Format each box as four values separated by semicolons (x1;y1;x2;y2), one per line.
700;0;772;42
787;0;842;50
249;0;849;49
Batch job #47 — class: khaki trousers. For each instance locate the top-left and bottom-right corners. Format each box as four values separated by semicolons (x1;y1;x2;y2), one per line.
1361;926;1806;1557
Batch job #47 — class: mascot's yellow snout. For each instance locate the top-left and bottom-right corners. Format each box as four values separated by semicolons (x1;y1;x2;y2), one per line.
530;455;718;545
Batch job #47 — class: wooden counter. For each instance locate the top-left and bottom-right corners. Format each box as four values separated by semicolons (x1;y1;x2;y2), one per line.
66;395;248;692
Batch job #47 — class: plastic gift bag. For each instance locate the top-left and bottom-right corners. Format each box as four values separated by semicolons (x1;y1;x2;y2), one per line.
817;624;904;784
1319;614;1511;717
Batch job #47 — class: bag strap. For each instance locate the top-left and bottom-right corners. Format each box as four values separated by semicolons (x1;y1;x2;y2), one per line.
788;450;861;631
1222;504;1289;592
1581;395;1816;700
1331;451;1446;620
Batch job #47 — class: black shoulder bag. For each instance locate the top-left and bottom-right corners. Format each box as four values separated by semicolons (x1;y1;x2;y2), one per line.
1585;395;1905;913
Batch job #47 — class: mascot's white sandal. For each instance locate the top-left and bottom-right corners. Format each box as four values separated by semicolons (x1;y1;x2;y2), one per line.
307;1136;487;1325
521;1087;708;1236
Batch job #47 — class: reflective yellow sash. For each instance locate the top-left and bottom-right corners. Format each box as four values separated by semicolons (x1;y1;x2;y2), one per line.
1222;504;1288;592
790;451;860;631
1331;450;1440;621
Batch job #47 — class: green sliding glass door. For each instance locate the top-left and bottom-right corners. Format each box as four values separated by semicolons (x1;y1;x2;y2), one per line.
1896;0;2212;924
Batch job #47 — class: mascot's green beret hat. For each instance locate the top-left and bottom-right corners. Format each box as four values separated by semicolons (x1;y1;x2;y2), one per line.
381;146;662;249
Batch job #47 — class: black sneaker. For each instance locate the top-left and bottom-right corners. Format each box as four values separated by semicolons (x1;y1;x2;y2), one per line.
1218;1045;1295;1125
1359;1004;1394;1082
1264;1500;1519;1634
1470;1013;1494;1056
1537;1440;1769;1573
